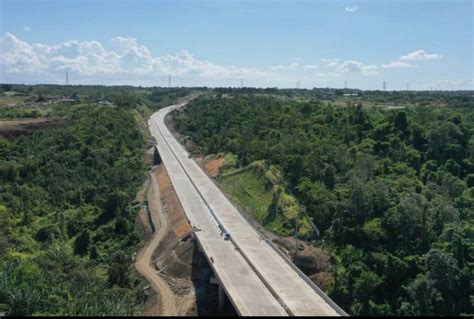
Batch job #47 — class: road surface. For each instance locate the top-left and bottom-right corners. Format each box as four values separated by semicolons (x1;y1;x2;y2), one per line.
149;103;346;316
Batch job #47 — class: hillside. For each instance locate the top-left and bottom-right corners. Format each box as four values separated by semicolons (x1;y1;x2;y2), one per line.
173;93;474;316
0;85;194;315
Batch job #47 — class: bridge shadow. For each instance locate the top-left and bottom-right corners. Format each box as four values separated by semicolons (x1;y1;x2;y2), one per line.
190;238;238;316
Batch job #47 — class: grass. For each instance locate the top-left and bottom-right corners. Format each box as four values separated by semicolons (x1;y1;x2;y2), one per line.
219;169;292;236
0;94;29;107
220;170;272;222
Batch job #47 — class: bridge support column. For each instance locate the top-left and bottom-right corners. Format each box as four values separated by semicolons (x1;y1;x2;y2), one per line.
218;283;225;313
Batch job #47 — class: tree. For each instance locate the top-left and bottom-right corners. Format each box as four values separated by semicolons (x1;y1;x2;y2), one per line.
74;230;90;256
426;249;459;314
393;111;408;132
323;164;336;189
35;224;61;243
362;218;386;243
89;246;98;260
465;174;474;187
7;287;40;316
107;263;129;287
399;274;437;316
444;159;461;176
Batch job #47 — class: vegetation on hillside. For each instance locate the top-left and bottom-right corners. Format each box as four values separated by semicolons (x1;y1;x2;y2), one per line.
173;93;473;316
219;159;313;237
0;85;196;315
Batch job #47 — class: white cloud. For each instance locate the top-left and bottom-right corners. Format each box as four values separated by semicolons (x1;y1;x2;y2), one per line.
270;62;300;71
270;62;320;71
110;36;138;55
24;26;31;31
400;50;442;61
315;72;341;77
322;58;340;68
381;61;413;68
345;6;358;12
0;32;46;73
360;65;379;75
0;32;278;86
333;60;379;76
5;33;451;87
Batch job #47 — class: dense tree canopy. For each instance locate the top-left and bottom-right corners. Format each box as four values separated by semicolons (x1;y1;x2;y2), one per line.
0;104;148;315
174;93;473;316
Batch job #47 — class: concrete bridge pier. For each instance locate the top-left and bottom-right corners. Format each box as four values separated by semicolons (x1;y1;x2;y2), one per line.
218;283;225;313
209;274;226;313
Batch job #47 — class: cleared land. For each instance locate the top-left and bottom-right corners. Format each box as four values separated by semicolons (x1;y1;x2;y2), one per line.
0;117;69;138
135;162;232;316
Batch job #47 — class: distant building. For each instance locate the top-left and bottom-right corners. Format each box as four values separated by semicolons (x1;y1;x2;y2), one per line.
96;98;112;105
343;93;358;97
58;95;76;102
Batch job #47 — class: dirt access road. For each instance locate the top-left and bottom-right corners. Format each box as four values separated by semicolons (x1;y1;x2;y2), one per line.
134;169;178;316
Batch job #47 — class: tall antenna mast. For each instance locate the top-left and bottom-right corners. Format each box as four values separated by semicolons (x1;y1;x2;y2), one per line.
66;71;69;85
383;81;386;91
168;74;171;88
240;78;243;88
406;82;409;91
344;80;347;89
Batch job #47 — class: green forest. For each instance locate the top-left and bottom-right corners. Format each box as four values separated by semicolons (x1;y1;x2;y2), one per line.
173;93;473;316
0;84;203;315
0;101;150;314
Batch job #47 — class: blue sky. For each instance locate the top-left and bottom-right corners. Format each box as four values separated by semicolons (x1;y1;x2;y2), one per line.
1;0;472;89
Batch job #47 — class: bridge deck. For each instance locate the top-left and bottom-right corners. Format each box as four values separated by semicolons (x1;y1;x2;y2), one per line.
149;110;287;316
149;104;345;316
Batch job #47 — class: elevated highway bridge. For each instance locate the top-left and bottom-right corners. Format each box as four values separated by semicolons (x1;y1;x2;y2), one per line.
148;103;347;316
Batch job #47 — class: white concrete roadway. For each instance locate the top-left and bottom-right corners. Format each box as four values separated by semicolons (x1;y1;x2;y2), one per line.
149;108;287;316
149;103;345;316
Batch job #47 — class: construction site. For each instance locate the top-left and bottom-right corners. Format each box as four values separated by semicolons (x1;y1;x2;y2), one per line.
134;141;237;316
